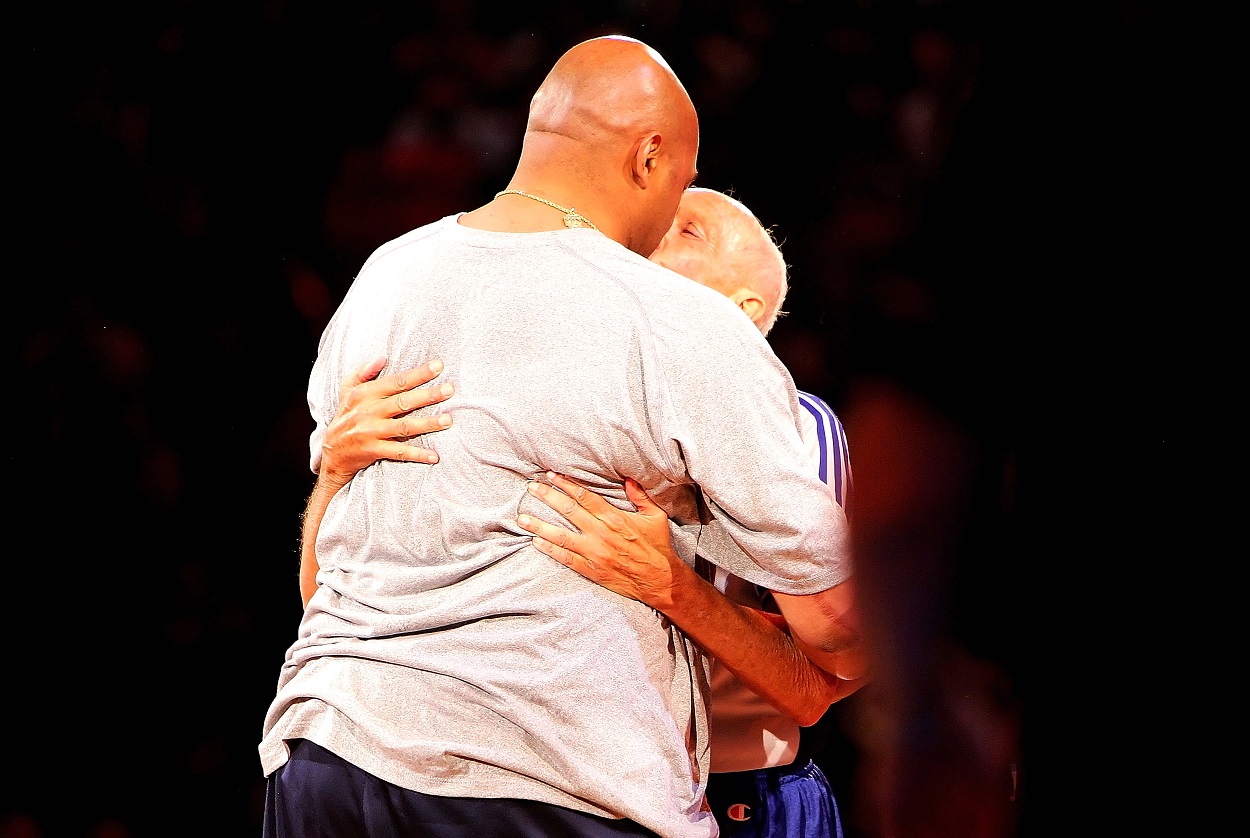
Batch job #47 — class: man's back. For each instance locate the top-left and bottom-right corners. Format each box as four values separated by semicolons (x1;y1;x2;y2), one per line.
261;215;849;838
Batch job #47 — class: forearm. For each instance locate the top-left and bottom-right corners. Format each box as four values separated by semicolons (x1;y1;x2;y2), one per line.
519;474;867;722
773;581;870;681
660;563;864;726
298;471;350;607
298;357;453;607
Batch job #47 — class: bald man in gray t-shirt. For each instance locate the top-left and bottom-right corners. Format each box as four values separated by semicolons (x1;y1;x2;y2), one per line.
261;216;850;838
261;35;852;838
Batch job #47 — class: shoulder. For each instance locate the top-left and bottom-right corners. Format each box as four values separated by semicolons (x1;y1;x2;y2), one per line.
798;391;842;428
578;239;722;299
575;241;761;341
796;389;852;503
797;391;849;446
357;215;460;275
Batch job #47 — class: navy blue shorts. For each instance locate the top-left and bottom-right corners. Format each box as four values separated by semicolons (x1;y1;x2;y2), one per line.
263;739;659;837
703;759;842;838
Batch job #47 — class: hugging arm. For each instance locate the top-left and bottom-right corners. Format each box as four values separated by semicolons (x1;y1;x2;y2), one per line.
299;363;868;724
299;356;453;606
521;473;868;726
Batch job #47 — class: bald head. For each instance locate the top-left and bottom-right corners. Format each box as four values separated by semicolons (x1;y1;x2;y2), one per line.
528;37;684;140
649;188;789;335
482;36;699;256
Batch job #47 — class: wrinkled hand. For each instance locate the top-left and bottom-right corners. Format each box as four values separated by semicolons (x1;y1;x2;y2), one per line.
518;472;681;610
319;356;454;486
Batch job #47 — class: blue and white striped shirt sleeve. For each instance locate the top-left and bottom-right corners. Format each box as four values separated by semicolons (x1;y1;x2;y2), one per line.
797;390;852;518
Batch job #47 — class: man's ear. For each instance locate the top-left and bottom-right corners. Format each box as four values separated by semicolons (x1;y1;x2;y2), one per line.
727;287;768;330
631;134;662;187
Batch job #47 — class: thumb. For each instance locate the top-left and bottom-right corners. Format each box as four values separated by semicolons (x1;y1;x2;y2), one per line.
624;478;663;518
348;355;389;387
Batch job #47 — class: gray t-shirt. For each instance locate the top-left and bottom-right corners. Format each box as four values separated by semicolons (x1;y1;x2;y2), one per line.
259;215;851;838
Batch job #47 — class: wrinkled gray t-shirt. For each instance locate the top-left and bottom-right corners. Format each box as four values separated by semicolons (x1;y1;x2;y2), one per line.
259;216;851;838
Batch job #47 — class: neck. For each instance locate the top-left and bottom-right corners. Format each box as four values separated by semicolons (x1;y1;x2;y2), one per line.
494;188;600;232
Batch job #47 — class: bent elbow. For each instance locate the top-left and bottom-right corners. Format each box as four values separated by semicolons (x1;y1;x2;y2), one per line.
792;704;829;728
778;687;834;728
786;667;870;726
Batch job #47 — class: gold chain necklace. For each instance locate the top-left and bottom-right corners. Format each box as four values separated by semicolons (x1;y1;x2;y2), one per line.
494;189;599;232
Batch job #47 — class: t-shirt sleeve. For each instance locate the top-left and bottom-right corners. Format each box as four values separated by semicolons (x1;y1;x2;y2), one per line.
661;313;852;595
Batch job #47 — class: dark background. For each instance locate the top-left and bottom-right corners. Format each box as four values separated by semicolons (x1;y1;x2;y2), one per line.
6;1;1180;836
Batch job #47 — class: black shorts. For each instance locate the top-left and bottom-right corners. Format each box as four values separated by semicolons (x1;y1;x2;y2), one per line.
262;739;660;838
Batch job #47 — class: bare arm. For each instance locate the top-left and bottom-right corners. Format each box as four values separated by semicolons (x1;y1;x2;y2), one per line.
772;583;869;682
300;356;454;607
519;473;868;726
